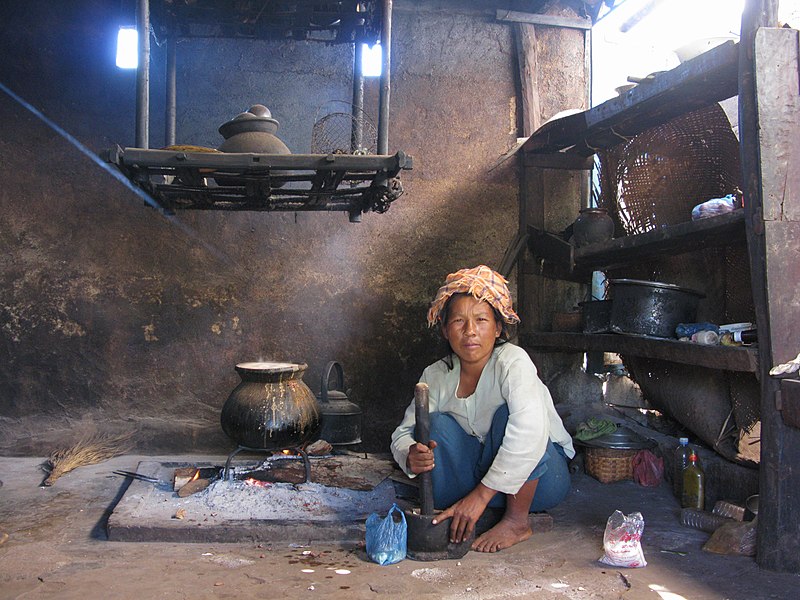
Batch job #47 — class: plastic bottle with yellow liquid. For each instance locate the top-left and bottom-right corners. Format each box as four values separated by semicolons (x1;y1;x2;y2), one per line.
681;450;705;510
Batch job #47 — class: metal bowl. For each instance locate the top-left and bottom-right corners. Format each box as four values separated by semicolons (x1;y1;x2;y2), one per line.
578;426;655;450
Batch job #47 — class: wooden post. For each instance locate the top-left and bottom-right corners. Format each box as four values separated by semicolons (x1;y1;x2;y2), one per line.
739;0;800;572
165;31;176;147
135;0;150;149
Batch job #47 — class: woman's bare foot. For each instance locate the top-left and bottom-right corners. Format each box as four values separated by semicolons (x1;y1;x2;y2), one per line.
471;517;532;553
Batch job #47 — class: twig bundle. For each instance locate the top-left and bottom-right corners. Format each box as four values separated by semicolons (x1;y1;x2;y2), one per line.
42;432;134;486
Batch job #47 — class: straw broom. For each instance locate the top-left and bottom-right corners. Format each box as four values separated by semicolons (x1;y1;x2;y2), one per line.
42;431;134;486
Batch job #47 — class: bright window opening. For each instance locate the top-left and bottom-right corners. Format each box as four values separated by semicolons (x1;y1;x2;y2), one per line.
592;0;745;105
116;26;138;69
361;42;382;77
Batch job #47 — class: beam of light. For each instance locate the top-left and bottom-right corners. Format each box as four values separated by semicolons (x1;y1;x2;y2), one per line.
361;42;382;77
649;583;689;600
116;26;138;69
0;80;242;269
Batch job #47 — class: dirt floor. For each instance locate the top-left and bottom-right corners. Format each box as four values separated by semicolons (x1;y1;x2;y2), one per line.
1;454;798;599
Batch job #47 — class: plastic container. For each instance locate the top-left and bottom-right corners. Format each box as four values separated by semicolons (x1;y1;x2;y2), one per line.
691;330;719;345
681;451;705;510
673;437;691;498
680;508;732;532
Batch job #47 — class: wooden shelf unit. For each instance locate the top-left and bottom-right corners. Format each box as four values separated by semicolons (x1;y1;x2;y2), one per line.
519;41;751;371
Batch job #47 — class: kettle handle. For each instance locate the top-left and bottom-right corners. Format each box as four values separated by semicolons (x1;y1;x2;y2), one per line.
320;361;345;404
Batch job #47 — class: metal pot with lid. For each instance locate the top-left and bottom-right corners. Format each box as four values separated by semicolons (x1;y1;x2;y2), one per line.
316;361;362;446
608;279;705;339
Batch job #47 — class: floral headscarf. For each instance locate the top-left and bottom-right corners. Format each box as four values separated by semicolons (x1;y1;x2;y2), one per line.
426;265;520;327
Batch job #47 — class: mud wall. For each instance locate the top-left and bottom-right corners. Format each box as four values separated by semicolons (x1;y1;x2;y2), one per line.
0;0;585;454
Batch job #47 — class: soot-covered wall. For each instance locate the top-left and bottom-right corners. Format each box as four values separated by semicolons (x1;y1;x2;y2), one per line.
0;1;575;454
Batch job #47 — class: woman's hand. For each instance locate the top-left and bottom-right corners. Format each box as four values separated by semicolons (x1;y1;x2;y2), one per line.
433;483;496;543
406;440;438;474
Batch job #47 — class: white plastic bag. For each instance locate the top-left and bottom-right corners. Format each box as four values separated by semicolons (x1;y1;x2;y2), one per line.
691;194;737;220
598;510;647;568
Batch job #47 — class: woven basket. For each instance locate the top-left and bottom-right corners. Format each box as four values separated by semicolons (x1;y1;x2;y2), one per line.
585;447;638;483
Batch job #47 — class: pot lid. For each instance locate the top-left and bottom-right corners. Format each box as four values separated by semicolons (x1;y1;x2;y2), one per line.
235;361;306;374
218;104;279;136
607;278;704;297
577;426;655;449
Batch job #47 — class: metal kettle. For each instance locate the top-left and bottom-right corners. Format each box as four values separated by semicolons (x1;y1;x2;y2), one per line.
316;361;362;446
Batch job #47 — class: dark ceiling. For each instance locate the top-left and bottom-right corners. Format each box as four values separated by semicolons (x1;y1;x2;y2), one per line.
151;0;382;43
149;0;620;44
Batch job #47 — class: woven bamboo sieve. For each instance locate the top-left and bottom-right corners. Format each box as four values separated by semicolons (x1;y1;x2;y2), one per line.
584;447;638;483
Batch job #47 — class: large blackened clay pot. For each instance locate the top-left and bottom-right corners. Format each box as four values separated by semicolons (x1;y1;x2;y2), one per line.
217;104;291;154
221;362;321;450
572;207;615;247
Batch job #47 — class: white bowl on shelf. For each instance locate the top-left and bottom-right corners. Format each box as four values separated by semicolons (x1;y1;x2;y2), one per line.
674;36;737;63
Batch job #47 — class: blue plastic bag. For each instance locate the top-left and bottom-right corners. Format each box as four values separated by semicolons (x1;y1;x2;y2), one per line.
365;503;407;565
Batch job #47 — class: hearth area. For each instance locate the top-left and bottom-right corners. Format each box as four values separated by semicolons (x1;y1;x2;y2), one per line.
108;454;398;544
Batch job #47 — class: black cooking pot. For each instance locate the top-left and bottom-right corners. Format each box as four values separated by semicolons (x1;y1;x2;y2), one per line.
608;279;704;338
220;362;321;450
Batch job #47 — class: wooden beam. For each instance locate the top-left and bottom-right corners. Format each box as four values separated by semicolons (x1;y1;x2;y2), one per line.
496;9;592;30
619;0;669;32
524;152;594;170
514;23;541;137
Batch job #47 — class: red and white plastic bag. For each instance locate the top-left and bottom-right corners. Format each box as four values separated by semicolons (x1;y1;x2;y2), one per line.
599;510;647;568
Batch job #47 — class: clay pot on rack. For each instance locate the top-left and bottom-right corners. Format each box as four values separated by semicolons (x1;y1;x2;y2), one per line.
215;104;291;187
572;207;615;247
217;104;292;154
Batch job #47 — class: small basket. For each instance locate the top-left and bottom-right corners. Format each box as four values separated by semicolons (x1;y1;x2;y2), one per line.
584;447;637;483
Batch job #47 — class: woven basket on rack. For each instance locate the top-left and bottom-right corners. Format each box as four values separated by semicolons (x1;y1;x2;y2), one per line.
311;100;377;155
584;447;638;483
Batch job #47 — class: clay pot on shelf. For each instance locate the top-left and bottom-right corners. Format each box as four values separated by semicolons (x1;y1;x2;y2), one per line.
572;207;615;247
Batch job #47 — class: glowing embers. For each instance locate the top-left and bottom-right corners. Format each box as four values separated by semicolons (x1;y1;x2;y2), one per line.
244;477;272;488
232;448;317;486
173;466;220;497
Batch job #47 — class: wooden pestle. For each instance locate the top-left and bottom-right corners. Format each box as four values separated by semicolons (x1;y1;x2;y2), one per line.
414;383;435;516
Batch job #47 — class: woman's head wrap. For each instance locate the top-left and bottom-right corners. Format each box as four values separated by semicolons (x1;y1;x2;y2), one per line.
426;265;520;327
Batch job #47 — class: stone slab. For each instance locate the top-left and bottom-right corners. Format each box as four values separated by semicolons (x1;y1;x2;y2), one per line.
108;459;397;544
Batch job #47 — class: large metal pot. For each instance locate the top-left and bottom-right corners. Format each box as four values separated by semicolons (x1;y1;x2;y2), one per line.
316;361;362;446
608;279;704;338
221;362;321;450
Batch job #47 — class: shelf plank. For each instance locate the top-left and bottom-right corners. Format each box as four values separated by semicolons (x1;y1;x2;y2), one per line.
574;209;745;269
527;209;745;278
521;332;759;372
522;40;739;156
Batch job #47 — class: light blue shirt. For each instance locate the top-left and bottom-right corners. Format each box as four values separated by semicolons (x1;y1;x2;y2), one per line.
391;343;575;495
